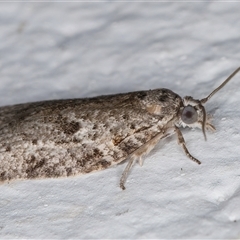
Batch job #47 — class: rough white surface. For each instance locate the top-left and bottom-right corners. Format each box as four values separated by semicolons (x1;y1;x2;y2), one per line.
0;2;240;239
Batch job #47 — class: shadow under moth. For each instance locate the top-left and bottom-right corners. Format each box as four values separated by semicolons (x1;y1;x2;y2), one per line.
0;67;239;189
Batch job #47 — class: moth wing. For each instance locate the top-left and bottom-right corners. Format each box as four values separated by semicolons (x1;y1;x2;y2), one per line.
0;90;179;181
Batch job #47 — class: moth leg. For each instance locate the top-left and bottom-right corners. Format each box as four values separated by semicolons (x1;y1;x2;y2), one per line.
120;156;136;190
174;126;201;165
120;131;172;190
138;157;143;167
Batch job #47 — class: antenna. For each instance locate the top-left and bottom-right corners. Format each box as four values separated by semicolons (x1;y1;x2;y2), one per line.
201;67;240;104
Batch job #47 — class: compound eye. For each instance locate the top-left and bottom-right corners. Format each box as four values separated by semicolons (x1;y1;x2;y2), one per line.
181;106;198;124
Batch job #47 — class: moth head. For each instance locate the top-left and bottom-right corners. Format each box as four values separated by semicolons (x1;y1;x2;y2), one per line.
181;67;240;141
181;96;207;140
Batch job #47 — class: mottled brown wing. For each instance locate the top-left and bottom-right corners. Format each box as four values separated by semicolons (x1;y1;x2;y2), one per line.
0;89;182;181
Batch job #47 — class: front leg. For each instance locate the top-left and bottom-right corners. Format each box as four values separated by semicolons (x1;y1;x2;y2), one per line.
174;125;201;165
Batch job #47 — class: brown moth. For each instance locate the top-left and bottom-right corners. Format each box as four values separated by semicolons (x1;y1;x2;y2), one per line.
0;67;239;189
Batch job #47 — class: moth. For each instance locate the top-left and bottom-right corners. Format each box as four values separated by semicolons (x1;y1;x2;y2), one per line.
0;67;239;190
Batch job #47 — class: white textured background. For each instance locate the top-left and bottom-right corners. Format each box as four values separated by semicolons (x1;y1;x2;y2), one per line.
0;2;240;239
